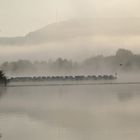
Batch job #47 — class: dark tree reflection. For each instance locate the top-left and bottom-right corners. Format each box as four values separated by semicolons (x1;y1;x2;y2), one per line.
0;86;7;100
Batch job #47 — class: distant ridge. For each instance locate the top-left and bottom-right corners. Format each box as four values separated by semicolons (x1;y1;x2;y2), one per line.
1;18;140;46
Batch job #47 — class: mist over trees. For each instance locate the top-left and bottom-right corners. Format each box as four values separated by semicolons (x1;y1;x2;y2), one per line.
1;49;140;76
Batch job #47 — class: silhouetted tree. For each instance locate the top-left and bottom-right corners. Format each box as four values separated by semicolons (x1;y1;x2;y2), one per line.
0;70;7;86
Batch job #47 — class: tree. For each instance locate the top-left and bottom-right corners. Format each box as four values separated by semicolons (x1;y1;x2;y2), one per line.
0;70;7;86
116;49;133;57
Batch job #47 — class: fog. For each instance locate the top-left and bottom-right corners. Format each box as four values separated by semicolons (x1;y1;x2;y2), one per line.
1;0;140;37
1;1;140;140
1;48;140;80
0;0;140;61
1;18;140;61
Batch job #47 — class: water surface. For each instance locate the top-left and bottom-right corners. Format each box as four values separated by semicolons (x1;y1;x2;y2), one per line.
0;84;140;140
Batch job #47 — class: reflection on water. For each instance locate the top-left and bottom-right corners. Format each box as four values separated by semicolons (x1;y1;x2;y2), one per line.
0;87;7;99
0;84;140;140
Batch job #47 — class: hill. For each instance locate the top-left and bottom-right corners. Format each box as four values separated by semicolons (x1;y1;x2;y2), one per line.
1;18;140;46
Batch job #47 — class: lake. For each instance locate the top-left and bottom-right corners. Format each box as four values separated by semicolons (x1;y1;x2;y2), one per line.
0;83;140;140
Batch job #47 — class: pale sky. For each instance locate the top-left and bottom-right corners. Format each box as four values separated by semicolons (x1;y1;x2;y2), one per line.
0;0;140;36
0;0;140;62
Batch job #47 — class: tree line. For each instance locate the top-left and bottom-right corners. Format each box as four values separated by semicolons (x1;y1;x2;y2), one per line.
1;48;140;76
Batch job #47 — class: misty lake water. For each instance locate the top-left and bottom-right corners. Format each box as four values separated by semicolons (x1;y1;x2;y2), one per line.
0;83;140;140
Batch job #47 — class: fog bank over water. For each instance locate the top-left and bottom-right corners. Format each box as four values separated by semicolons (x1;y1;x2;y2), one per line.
1;18;140;61
1;49;140;79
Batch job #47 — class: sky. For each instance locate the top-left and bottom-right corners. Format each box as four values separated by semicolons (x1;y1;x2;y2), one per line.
0;0;140;61
0;0;140;37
